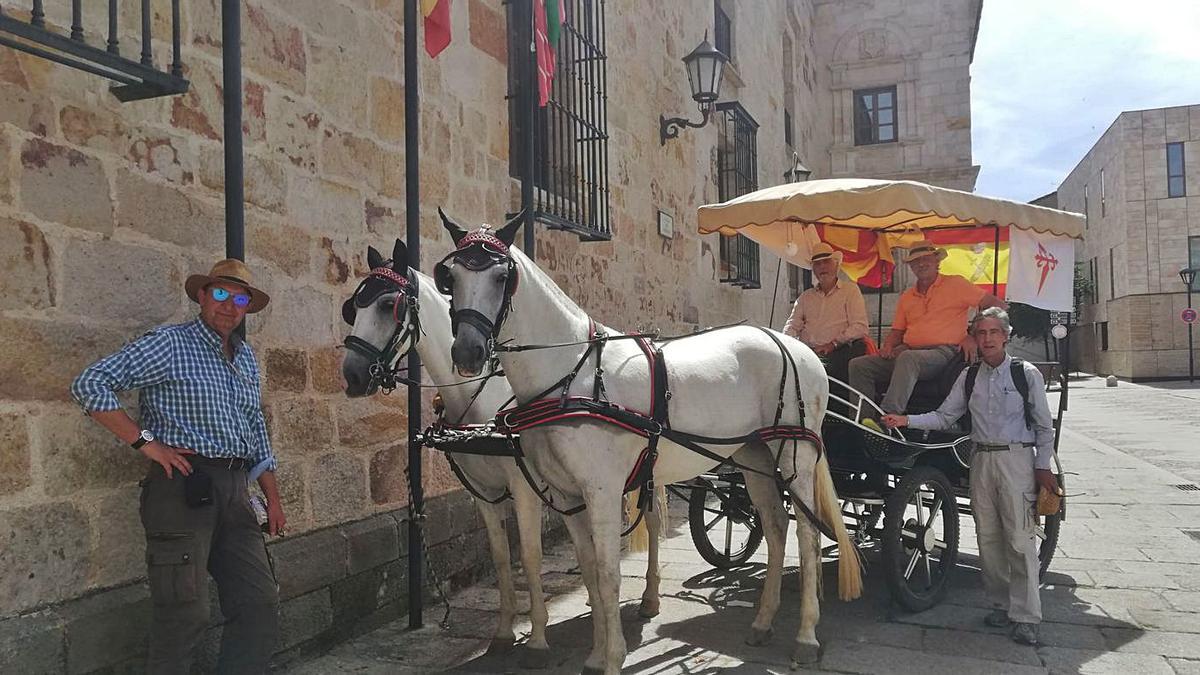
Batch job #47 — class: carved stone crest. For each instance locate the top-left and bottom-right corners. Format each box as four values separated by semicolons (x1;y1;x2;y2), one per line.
858;29;888;59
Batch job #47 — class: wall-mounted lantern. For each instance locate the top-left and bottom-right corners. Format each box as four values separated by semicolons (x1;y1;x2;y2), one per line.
783;152;811;183
659;34;729;145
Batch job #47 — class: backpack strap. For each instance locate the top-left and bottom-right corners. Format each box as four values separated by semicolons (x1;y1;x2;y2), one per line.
1009;358;1034;430
964;362;982;403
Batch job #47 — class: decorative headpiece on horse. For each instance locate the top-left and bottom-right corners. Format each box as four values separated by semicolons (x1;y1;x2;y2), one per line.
435;208;525;337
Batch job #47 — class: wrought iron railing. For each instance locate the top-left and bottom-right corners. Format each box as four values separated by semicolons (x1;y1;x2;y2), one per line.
716;100;761;288
0;0;189;101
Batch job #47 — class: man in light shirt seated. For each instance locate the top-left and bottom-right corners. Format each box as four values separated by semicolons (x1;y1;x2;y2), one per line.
782;242;869;383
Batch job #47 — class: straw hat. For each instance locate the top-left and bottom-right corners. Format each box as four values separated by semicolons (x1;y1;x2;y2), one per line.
903;240;948;263
809;242;844;266
185;259;271;313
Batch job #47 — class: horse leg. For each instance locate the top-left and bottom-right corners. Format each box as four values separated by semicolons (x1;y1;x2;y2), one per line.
638;492;662;618
561;511;607;672
510;484;552;666
582;487;628;675
739;450;790;646
477;500;517;649
783;445;823;665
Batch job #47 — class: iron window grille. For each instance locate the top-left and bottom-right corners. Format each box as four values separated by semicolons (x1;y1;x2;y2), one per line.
853;85;897;146
0;1;188;101
716;101;761;288
508;0;611;241
1168;142;1186;198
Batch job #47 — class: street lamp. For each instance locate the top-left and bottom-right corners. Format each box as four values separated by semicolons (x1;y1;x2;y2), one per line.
659;34;729;145
1181;267;1198;383
783;152;811;183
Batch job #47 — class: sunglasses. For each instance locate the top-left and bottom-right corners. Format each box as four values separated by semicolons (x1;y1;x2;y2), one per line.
209;287;252;307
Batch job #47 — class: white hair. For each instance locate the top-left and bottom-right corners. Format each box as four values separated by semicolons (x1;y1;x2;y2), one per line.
971;306;1012;337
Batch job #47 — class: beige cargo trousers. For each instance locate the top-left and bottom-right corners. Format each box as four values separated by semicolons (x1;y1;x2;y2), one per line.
969;444;1042;624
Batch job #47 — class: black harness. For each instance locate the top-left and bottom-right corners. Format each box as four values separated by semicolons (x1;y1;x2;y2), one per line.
341;264;422;394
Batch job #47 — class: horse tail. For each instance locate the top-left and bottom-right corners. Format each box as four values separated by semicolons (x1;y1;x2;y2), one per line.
813;450;862;601
626;489;650;552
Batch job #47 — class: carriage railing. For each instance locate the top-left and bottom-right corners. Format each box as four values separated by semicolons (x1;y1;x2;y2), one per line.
0;0;189;101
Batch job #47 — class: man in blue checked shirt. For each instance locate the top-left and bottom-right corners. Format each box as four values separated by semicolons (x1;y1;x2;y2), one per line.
72;258;284;674
883;307;1057;647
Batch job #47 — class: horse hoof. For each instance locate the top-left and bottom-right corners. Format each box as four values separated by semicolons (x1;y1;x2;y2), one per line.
517;645;553;670
638;600;660;619
745;627;773;646
791;642;821;665
486;638;515;655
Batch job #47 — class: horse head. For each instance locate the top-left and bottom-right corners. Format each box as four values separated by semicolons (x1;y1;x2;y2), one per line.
341;238;421;396
435;208;523;376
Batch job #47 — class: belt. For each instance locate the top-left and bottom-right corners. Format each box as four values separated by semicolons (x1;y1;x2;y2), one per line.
189;455;251;470
975;442;1035;452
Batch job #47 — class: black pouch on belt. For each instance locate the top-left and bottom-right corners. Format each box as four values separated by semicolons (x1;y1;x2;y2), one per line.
184;469;214;508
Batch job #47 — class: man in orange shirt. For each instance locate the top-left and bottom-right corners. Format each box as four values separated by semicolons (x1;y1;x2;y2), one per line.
849;240;1005;420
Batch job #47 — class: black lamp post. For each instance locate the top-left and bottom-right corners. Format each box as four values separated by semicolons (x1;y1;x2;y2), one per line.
1181;267;1198;383
660;34;729;145
783;152;811;183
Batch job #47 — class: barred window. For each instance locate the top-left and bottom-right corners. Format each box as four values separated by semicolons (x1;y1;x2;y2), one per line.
508;0;611;240
716;102;761;288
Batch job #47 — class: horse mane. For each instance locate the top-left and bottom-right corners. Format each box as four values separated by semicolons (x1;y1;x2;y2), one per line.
509;246;593;323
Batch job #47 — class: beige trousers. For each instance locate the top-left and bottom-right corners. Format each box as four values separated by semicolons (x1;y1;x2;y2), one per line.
969;445;1042;624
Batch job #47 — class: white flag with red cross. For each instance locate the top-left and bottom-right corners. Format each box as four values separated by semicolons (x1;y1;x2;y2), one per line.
1006;227;1075;311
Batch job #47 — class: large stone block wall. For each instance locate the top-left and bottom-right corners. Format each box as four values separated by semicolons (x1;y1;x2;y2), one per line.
1059;106;1200;379
0;0;979;667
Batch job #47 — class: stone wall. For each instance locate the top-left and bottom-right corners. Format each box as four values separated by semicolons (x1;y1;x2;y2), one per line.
1059;106;1200;379
0;0;980;668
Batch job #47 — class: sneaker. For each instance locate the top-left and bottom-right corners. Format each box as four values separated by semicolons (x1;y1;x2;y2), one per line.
984;609;1011;628
1011;622;1039;646
861;418;884;433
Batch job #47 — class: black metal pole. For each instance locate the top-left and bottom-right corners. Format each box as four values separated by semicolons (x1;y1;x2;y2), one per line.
876;286;884;344
403;0;424;631
768;258;782;329
992;225;1001;296
221;0;244;261
1188;284;1195;384
521;0;536;258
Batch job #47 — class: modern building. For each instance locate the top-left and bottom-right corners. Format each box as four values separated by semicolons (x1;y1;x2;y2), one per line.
1056;105;1200;380
0;0;980;667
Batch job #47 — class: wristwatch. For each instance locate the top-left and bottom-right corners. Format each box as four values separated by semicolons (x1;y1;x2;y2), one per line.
131;429;155;450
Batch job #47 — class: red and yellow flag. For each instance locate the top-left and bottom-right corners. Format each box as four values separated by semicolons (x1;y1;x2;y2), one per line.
925;228;1009;297
816;225;895;289
422;0;451;58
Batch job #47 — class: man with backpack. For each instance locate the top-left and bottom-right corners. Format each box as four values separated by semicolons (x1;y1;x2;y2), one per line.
882;307;1058;646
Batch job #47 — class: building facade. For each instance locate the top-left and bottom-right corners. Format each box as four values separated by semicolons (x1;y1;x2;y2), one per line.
0;0;979;668
1057;105;1200;380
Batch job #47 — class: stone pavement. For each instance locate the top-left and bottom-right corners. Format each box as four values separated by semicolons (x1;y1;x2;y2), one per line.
286;377;1200;674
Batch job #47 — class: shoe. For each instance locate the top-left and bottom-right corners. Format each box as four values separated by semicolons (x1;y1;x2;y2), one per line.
1011;622;1039;646
984;609;1011;628
861;418;884;433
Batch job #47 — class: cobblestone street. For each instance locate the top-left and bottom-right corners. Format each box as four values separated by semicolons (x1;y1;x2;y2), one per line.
288;377;1200;674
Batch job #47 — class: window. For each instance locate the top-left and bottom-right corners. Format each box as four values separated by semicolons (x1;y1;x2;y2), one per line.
782;33;794;149
714;1;733;62
1189;236;1200;291
1089;257;1099;304
1109;247;1115;298
716;101;760;288
1100;169;1106;217
787;264;801;302
784;109;794;148
1098;322;1109;351
1168;142;1186;198
1083;184;1089;229
853;86;897;145
507;0;611;240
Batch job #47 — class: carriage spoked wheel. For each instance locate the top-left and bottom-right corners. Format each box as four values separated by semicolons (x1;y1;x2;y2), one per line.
688;477;764;569
881;465;960;612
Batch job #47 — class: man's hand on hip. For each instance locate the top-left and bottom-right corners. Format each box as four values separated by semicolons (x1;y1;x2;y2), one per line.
141;441;194;478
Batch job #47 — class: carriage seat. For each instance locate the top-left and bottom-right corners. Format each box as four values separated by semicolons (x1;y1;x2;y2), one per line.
871;351;967;415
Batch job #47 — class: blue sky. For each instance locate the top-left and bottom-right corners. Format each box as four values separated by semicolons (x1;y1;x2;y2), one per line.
972;0;1200;202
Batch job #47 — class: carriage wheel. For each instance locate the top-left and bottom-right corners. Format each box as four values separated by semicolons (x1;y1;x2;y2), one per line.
1038;511;1061;578
882;465;960;612
688;477;764;569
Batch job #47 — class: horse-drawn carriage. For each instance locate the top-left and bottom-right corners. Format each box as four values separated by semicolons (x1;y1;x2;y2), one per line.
682;178;1079;611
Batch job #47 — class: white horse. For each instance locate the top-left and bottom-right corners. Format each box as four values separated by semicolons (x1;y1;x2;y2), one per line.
436;213;862;673
340;239;667;666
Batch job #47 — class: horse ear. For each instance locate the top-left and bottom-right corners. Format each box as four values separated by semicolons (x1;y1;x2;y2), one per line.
367;245;384;270
438;207;469;244
391;239;409;270
496;208;526;246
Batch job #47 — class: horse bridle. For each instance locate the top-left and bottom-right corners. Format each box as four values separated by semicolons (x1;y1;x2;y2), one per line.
433;228;520;341
342;264;422;393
